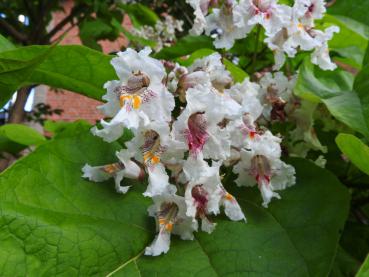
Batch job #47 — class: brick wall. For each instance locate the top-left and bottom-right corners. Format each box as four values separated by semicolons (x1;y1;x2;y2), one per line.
41;0;130;124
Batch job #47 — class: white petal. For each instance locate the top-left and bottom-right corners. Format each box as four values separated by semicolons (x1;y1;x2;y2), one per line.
145;231;171;256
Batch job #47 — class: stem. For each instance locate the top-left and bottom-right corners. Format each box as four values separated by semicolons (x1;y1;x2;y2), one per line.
8;86;32;123
252;25;262;70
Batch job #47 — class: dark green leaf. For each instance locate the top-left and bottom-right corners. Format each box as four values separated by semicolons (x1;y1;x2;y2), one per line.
0;45;116;105
328;1;369;28
118;3;159;27
154;36;214;60
0;46;54;107
0;125;350;277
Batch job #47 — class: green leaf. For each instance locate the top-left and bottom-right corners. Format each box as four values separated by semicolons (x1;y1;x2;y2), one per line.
0;45;116;105
357;255;369;277
0;34;15;53
177;48;216;67
354;64;369;128
336;134;369;176
118;3;159;27
0;124;45;146
79;18;114;51
328;0;369;28
44;120;90;135
0;124;46;155
329;247;360;277
323;15;369;69
295;58;369;138
295;58;354;102
154;36;214;60
223;59;248;83
0;122;349;277
0;46;54;107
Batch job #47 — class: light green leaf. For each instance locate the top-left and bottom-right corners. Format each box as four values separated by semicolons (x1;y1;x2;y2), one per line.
0;123;349;276
0;45;116;105
223;59;248;83
178;48;216;67
295;57;354;102
295;58;369;138
323;15;369;69
0;124;45;146
357;255;369;277
336;133;369;176
0;34;15;53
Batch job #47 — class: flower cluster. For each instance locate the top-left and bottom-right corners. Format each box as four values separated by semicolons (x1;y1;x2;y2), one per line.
187;0;339;70
82;48;296;256
131;15;184;52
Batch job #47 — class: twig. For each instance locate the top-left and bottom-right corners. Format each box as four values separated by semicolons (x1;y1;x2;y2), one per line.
0;18;27;42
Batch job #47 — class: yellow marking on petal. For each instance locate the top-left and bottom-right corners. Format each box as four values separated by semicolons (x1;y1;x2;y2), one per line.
120;95;132;107
159;218;166;225
225;193;234;201
297;23;304;30
143;152;153;162
132;95;142;109
151;155;160;164
165;222;173;232
103;164;117;174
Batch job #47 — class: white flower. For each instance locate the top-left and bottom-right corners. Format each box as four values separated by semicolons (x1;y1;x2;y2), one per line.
293;0;326;27
186;0;210;35
188;53;233;91
145;194;197;256
265;5;339;70
258;72;296;120
233;131;296;207
121;121;186;196
205;1;250;50
310;26;339;70
183;155;246;229
226;78;263;120
234;0;291;35
92;48;175;142
173;84;239;160
82;152;143;194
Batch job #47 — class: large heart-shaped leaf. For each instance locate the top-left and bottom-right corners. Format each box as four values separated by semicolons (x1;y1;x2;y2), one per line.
0;45;116;106
0;46;54;107
0;123;349;276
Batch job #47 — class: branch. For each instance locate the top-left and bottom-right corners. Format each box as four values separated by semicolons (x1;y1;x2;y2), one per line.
42;5;85;43
0;18;27;43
